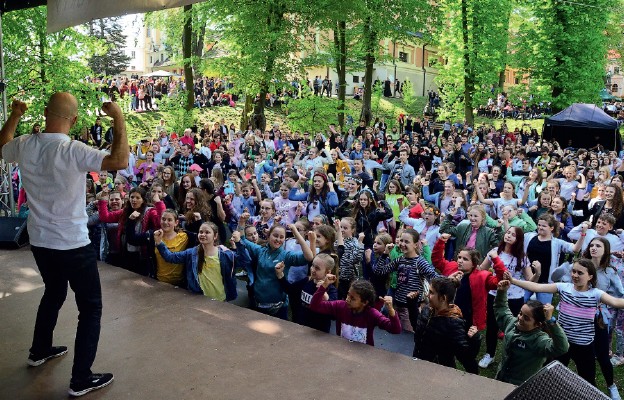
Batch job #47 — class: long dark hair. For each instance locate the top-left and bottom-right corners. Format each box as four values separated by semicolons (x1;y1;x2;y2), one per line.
607;184;624;218
184;187;212;222
119;187;148;227
350;189;378;218
177;173;197;209
582;237;612;271
497;226;525;272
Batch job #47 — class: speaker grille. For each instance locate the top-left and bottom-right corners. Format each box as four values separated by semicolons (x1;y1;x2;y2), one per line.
504;361;609;400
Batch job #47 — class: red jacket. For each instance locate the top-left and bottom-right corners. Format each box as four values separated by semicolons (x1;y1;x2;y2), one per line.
432;239;507;330
98;200;165;250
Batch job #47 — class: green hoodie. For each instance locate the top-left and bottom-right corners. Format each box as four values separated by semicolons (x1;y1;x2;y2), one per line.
494;290;569;385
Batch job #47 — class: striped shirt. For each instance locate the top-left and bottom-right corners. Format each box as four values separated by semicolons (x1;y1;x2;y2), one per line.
373;255;439;305
556;283;604;345
336;237;364;281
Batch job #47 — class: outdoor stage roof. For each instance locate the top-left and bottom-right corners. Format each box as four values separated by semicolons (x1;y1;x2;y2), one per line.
0;1;46;13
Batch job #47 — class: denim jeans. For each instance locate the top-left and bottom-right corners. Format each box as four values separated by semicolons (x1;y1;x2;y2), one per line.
523;290;553;305
30;244;102;383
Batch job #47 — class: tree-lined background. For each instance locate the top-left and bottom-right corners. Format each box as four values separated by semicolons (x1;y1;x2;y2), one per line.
3;0;623;135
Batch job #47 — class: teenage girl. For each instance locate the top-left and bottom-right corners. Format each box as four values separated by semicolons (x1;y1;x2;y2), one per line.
98;187;164;276
476;226;533;369
155;222;248;301
235;224;314;320
384;179;410;226
309;224;340;277
310;275;402;346
583;238;623;399
373;229;439;332
334;218;365;300
505;259;624;397
408;277;480;373
126;209;190;286
493;280;568;385
275;254;338;332
433;233;507;368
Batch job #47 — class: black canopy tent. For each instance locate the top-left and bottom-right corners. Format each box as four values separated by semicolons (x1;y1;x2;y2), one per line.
542;103;622;152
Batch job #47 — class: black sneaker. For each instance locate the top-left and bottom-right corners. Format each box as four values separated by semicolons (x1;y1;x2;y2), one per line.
27;346;68;367
68;373;114;397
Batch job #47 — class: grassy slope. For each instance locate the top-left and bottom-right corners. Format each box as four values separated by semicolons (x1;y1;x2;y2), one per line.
125;96;545;142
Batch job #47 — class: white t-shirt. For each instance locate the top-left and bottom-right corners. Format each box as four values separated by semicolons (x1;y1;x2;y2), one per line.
2;133;106;250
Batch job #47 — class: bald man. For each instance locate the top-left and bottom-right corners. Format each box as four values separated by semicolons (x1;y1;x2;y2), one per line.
0;92;128;397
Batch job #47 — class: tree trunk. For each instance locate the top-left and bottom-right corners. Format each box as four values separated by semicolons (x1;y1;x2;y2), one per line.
550;0;564;112
461;0;474;126
250;1;284;132
240;94;253;131
251;92;266;132
497;3;512;92
193;23;206;59
183;5;195;111
38;24;46;85
360;17;375;126
498;69;506;91
334;20;347;130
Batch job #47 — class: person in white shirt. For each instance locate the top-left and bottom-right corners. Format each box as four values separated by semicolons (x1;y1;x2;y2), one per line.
0;94;128;397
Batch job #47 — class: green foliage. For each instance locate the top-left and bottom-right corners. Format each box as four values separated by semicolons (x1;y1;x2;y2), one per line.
156;92;197;136
286;85;339;133
370;81;384;117
2;6;101;135
510;0;614;111
401;79;415;114
435;0;513;124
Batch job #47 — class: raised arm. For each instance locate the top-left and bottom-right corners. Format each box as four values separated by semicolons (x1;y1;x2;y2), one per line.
290;224;314;262
101;102;129;171
0;100;27;156
504;270;558;293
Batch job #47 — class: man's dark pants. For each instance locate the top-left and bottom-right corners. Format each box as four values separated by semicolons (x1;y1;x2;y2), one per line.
30;244;102;383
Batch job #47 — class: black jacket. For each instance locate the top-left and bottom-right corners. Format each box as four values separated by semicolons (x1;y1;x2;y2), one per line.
408;297;479;371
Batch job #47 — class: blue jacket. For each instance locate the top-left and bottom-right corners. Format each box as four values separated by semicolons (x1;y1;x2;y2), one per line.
156;242;250;301
239;237;308;305
288;188;339;218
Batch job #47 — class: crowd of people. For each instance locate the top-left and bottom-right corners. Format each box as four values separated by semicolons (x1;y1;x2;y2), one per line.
22;106;624;397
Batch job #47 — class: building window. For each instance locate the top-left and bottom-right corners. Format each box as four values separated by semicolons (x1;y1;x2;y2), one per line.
514;77;520;84
131;51;136;58
150;56;153;64
353;76;360;83
615;67;621;75
398;52;408;63
161;53;164;62
613;84;619;93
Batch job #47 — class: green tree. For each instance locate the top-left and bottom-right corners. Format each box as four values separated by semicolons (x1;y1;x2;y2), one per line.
2;6;100;134
87;17;131;77
511;0;615;111
358;0;438;126
436;0;512;125
210;0;305;132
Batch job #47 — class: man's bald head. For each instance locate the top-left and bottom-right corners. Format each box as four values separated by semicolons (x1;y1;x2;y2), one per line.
45;92;78;133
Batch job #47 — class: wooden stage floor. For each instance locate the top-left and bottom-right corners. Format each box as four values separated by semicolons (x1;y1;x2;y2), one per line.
0;246;514;399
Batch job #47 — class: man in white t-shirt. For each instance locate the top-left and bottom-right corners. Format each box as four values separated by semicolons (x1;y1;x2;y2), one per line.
0;93;128;397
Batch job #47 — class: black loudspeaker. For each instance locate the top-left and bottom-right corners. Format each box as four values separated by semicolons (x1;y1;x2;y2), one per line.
0;217;29;248
504;361;609;400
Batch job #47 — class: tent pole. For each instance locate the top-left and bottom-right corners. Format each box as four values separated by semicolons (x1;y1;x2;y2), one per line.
0;12;15;217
